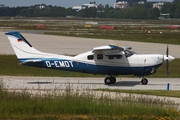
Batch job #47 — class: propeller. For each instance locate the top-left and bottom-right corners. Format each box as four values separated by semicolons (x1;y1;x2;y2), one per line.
164;45;175;75
166;45;169;75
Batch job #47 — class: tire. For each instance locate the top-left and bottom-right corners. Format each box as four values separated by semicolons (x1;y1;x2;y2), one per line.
104;77;116;85
141;78;148;85
111;77;116;84
104;77;112;85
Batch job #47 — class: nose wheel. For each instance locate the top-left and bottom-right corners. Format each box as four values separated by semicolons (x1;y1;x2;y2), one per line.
104;76;116;85
141;78;148;85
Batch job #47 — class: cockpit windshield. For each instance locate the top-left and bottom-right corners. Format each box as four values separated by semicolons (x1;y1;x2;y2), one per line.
125;50;136;57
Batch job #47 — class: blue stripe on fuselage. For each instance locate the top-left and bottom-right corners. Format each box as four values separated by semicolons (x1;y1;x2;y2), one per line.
18;58;162;76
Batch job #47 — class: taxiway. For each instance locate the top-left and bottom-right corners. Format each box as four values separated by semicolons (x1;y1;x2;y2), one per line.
1;76;180;90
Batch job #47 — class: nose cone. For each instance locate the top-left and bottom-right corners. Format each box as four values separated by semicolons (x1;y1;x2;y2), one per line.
164;55;175;62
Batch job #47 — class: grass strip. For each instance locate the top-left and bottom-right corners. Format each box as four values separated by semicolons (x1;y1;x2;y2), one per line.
0;81;179;119
96;89;180;98
44;29;180;45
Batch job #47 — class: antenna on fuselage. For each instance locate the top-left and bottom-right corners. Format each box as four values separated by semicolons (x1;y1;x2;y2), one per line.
108;39;115;45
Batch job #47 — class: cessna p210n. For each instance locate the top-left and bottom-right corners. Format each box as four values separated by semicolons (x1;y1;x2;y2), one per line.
5;31;175;85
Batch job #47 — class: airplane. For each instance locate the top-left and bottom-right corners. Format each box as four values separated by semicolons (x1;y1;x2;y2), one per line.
5;31;175;85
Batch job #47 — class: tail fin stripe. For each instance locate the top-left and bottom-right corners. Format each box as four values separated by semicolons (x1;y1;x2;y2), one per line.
20;34;32;47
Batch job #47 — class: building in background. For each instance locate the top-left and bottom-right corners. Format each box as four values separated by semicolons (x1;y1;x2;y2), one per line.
72;2;104;11
72;6;84;11
153;2;164;10
114;0;146;8
35;4;46;9
116;0;146;5
114;1;129;9
72;2;99;11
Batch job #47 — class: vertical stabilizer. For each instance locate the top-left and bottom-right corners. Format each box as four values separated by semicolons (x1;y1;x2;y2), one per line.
5;32;58;60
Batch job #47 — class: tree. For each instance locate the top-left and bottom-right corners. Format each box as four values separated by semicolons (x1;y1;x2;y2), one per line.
65;8;76;16
143;2;152;9
174;3;180;18
147;8;160;19
105;4;110;9
173;0;180;2
161;2;171;14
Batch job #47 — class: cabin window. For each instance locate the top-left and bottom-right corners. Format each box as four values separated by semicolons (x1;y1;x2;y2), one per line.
97;54;103;60
125;50;136;57
107;55;122;59
87;55;94;60
116;55;122;59
108;56;114;59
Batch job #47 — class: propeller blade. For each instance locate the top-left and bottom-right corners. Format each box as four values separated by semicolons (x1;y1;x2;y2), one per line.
166;60;169;75
166;45;169;75
166;45;169;57
164;45;174;75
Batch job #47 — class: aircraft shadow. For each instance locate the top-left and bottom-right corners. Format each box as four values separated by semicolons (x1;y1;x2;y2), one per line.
26;81;140;87
108;81;140;87
27;82;53;84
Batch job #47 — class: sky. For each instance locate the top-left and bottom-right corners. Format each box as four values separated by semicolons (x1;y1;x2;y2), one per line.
0;0;115;7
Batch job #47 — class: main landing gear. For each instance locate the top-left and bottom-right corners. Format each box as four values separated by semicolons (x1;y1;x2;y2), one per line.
141;78;148;85
104;76;149;85
104;76;116;85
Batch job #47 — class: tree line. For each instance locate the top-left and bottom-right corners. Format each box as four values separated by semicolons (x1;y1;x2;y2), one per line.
0;0;179;19
161;0;180;18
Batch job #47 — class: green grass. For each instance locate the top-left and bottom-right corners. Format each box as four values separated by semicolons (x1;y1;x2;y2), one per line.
44;29;180;45
0;55;179;77
0;82;179;119
97;89;180;98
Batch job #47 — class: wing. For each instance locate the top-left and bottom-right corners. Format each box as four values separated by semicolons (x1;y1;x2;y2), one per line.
92;45;131;52
92;45;132;58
